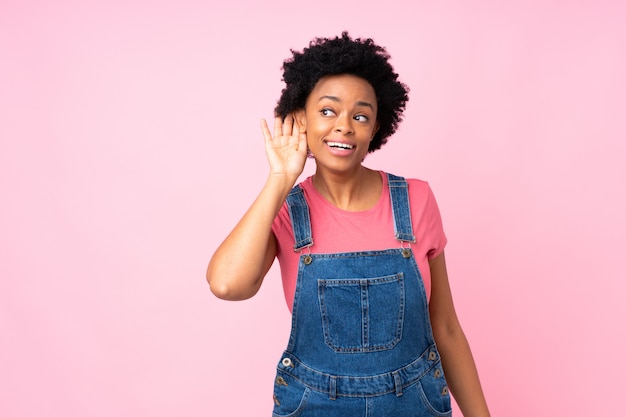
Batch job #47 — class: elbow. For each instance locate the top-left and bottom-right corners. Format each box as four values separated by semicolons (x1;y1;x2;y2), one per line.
206;268;231;300
206;269;259;301
431;318;466;349
210;281;258;301
209;279;234;300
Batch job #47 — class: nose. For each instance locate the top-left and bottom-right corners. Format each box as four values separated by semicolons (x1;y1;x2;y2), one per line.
334;114;354;135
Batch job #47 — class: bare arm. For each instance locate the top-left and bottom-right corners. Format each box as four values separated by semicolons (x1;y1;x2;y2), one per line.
206;115;307;300
428;252;491;417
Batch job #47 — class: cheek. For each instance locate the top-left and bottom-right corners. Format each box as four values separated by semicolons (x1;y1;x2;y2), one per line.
362;126;377;141
305;123;327;140
305;134;317;151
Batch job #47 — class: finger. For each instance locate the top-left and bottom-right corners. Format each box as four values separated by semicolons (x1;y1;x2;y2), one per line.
260;119;272;144
292;112;306;137
273;116;282;141
282;114;294;136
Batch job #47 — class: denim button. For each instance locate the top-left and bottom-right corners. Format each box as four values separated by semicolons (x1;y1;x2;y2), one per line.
303;255;312;265
434;369;441;378
428;351;437;361
401;248;411;258
442;386;449;396
281;357;293;367
275;376;288;386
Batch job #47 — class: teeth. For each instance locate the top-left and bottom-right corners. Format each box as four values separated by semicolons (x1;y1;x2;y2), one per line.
326;141;354;150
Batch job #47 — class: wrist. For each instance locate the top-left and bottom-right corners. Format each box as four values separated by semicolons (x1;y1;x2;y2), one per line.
265;172;299;196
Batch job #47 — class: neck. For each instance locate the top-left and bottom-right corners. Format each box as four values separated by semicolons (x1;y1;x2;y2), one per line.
312;166;381;211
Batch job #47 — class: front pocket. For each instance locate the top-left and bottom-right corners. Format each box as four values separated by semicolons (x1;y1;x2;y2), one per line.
272;371;311;417
416;364;452;417
317;273;405;353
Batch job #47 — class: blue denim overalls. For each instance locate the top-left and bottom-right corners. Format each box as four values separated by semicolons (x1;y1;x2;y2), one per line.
272;174;452;417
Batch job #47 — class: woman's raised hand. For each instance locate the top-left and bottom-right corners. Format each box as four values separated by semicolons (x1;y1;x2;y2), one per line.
261;114;308;179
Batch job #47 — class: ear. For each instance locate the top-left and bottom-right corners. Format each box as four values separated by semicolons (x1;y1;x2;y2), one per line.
293;109;307;133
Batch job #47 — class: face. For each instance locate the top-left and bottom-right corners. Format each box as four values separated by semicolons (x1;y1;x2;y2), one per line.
295;74;379;174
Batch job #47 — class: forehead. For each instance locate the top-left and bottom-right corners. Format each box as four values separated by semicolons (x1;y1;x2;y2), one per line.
308;74;377;103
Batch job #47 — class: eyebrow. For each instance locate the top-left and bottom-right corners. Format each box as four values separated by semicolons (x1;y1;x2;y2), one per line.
318;95;375;110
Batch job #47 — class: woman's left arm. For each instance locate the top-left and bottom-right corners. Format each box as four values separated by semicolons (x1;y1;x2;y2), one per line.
428;251;491;417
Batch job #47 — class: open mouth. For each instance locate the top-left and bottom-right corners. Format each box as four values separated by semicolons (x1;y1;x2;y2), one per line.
325;141;354;150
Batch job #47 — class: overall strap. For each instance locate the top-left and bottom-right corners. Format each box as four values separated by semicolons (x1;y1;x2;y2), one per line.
387;173;416;243
285;185;314;251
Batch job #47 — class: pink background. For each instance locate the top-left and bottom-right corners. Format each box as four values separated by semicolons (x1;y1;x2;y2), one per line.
2;0;625;415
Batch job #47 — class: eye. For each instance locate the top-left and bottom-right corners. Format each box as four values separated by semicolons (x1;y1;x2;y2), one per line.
320;108;335;117
354;114;369;122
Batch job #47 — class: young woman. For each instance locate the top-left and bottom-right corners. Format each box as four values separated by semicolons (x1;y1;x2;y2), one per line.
207;32;490;417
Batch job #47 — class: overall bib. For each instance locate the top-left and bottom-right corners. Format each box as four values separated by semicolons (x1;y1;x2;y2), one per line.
272;174;452;417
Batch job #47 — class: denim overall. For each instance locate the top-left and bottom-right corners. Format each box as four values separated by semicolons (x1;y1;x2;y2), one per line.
272;174;452;417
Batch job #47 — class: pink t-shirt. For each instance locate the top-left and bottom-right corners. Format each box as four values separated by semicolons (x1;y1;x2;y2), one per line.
271;171;447;312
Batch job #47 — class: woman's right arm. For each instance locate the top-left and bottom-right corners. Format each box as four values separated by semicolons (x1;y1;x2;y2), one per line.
206;115;307;300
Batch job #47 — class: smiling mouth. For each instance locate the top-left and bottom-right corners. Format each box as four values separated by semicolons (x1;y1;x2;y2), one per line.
325;141;354;150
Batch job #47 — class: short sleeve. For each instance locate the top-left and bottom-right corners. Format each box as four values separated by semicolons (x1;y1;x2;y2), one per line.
424;184;447;259
271;201;294;257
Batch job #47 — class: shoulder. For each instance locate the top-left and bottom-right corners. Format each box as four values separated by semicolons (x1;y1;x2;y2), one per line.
381;171;433;195
381;172;441;215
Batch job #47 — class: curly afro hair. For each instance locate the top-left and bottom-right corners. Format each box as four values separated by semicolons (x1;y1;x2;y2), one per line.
275;32;410;153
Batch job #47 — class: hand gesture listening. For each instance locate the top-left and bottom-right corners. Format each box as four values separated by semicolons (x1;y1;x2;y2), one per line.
261;114;308;179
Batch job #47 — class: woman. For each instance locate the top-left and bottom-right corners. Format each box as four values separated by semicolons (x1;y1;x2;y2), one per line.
207;32;490;416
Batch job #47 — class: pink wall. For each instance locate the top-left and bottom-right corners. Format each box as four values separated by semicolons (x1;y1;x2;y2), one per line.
1;0;624;415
